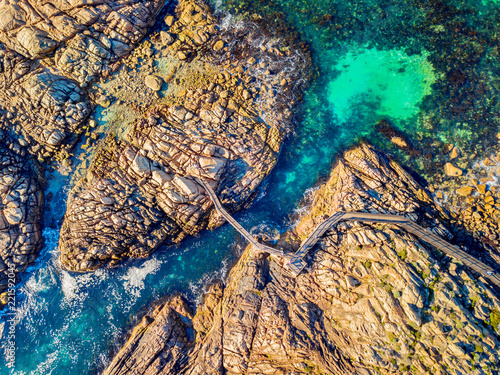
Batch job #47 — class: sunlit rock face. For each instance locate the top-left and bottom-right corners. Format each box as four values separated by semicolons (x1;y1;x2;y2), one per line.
0;44;89;158
58;0;308;271
0;0;163;84
103;144;500;375
0;0;165;158
0;0;165;305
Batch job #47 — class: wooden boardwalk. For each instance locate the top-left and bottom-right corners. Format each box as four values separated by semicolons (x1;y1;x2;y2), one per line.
288;212;500;287
198;178;500;287
198;178;289;259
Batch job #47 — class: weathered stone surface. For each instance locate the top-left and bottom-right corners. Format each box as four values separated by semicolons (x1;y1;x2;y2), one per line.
444;162;463;177
59;0;307;272
145;75;163;91
456;186;474;197
0;0;164;303
103;144;500;374
0;0;163;84
104;296;194;375
0;131;43;307
0;0;164;161
0;43;90;157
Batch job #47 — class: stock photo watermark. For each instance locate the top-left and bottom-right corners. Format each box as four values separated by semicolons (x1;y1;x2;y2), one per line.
3;264;16;369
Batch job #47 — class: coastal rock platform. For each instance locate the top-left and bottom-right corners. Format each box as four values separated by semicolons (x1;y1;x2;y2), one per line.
103;144;500;374
58;0;307;271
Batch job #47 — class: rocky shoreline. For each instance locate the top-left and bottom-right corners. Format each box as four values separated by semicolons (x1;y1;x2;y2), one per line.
0;132;43;303
102;144;500;375
0;0;308;303
0;0;167;305
58;0;307;272
1;0;500;373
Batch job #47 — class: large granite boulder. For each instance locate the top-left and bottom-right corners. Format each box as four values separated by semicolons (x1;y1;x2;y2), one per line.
103;144;500;374
58;0;307;271
0;43;89;158
0;131;43;306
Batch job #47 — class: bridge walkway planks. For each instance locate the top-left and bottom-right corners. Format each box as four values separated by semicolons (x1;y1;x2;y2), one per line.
197;177;500;287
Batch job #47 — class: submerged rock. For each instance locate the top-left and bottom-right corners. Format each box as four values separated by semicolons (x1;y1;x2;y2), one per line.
444;162;463;177
145;75;164;91
58;0;307;271
103;144;500;374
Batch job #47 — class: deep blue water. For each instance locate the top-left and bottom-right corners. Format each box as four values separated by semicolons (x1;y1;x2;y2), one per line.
2;0;500;373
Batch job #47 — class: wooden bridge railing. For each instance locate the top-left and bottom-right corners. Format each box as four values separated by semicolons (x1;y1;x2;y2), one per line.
197;177;500;287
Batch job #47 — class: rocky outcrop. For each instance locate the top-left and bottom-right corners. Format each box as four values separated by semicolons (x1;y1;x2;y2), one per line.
0;43;89;159
0;0;163;85
434;152;500;266
0;131;43;305
103;144;500;375
104;295;195;375
0;0;165;160
59;0;307;271
0;0;166;305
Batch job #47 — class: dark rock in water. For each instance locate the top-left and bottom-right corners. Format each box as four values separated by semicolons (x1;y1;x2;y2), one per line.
0;132;43;307
103;144;500;374
58;0;307;272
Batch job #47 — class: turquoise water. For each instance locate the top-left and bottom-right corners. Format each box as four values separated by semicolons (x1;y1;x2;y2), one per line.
3;0;500;374
328;48;437;122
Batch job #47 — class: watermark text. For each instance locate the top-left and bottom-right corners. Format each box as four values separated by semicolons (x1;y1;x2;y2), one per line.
4;264;16;369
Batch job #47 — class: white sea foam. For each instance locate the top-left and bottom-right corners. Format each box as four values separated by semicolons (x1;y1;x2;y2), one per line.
31;351;58;375
187;257;229;305
289;185;321;227
121;258;161;298
60;271;81;303
60;267;107;307
25;227;59;275
219;13;234;30
6;227;61;325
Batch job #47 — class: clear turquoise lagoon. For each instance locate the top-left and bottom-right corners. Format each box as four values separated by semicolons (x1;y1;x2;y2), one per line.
328;48;437;122
2;0;500;374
